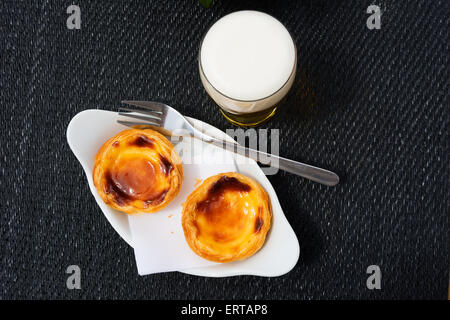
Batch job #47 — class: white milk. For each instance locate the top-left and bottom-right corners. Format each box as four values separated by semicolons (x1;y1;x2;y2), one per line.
200;11;296;114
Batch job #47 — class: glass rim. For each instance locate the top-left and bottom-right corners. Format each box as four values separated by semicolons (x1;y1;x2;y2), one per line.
198;11;297;103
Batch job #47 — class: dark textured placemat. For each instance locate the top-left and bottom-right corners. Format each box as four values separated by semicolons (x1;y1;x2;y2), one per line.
0;0;448;299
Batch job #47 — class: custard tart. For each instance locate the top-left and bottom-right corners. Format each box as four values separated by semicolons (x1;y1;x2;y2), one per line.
182;172;271;263
93;129;183;214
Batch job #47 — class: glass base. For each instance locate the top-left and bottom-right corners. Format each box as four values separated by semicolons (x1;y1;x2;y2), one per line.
219;106;278;127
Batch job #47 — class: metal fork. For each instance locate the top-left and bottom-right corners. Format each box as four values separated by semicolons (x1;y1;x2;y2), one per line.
117;101;339;186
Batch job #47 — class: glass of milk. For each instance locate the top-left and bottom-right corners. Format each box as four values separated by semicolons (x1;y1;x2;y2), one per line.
199;11;297;127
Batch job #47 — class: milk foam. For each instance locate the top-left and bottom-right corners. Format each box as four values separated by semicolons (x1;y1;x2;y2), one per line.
200;11;296;102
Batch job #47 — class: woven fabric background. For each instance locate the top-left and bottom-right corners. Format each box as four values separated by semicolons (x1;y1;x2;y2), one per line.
0;0;448;299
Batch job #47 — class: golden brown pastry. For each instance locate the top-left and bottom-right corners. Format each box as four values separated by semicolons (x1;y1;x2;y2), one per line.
93;129;183;214
182;172;271;263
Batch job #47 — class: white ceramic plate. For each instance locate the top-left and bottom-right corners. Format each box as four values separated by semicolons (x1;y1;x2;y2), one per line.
67;109;300;277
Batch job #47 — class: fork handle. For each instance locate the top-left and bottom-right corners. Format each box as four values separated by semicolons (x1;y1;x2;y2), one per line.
272;156;339;186
206;138;339;186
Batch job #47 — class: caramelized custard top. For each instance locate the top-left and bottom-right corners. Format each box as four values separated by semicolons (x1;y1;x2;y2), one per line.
102;133;173;207
194;175;262;246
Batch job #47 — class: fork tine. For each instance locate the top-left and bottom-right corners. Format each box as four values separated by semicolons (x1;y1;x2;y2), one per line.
119;107;161;120
121;100;164;113
118;112;161;126
117;120;148;128
117;120;173;138
117;120;162;129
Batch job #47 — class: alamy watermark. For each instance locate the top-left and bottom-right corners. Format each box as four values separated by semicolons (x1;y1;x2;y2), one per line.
66;5;81;30
367;5;381;30
66;265;81;290
366;265;382;290
169;126;280;175
66;5;382;31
